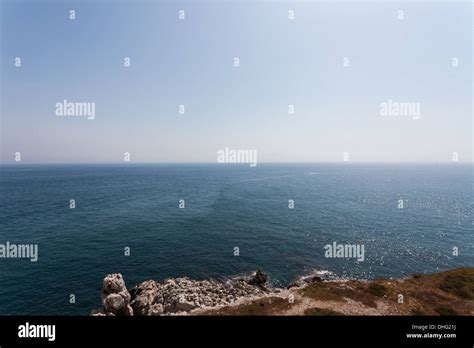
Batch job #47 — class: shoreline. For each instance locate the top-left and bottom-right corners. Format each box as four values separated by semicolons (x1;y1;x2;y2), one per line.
93;267;473;316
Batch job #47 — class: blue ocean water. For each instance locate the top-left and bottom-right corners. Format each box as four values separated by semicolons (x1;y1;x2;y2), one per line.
0;164;472;315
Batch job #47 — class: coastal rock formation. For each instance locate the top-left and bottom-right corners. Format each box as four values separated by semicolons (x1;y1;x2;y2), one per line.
197;268;474;316
248;270;268;289
93;273;133;316
94;268;474;316
129;275;267;315
93;271;270;316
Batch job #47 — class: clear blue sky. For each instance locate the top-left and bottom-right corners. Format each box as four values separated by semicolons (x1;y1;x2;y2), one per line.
1;0;472;163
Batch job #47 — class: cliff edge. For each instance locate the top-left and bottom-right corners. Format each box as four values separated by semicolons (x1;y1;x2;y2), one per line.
92;268;473;316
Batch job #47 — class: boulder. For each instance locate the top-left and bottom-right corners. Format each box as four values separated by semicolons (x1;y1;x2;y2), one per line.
248;270;268;288
129;280;161;316
100;273;133;316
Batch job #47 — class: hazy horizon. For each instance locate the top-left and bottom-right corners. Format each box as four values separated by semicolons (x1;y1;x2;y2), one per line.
1;160;472;165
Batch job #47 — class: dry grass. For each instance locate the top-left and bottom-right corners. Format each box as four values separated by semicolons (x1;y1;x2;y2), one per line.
301;281;380;308
199;297;293;316
196;268;474;316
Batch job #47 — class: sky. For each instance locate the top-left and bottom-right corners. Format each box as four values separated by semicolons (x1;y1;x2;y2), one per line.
1;0;472;164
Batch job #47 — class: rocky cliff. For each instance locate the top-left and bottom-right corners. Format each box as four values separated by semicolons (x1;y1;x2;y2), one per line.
93;270;270;316
93;268;474;316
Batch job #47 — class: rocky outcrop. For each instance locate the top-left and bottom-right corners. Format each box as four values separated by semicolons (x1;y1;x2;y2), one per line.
93;273;133;316
93;268;474;316
248;270;268;289
129;276;267;315
198;268;474;316
94;271;270;316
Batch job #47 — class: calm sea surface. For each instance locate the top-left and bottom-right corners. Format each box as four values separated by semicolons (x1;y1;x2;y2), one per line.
0;164;472;314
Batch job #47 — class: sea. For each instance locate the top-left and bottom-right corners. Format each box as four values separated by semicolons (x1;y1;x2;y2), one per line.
0;163;472;315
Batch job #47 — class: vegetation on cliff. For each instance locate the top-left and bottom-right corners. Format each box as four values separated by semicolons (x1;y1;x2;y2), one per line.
94;268;473;316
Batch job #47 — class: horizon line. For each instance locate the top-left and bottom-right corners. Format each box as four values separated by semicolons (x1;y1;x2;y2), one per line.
0;161;472;166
